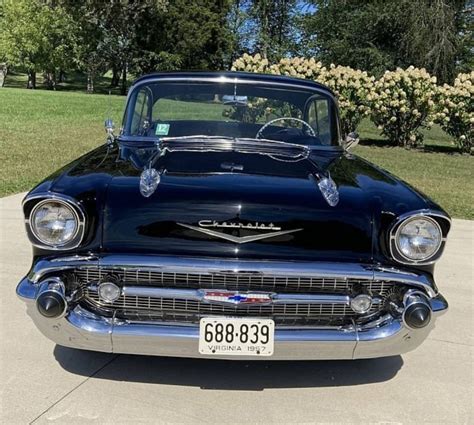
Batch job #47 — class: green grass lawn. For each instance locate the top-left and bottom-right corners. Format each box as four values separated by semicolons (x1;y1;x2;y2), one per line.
0;87;472;218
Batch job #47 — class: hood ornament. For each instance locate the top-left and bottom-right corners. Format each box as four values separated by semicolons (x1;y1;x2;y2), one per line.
318;175;339;207
310;173;339;207
139;168;161;198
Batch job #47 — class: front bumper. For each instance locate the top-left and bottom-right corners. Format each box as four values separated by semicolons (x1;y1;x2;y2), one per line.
17;274;448;360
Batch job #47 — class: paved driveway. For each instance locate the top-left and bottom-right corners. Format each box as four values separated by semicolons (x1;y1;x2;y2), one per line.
1;193;472;424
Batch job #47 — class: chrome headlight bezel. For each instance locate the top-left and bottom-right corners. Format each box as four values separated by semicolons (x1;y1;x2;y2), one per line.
24;195;86;250
389;211;450;265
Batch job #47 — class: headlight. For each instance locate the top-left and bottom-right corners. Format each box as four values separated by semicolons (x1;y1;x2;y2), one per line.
393;216;442;262
30;200;80;247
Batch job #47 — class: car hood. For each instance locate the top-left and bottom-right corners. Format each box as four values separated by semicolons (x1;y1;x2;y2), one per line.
79;142;428;262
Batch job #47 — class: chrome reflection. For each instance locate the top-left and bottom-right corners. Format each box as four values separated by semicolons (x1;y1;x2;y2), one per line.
313;174;339;207
139;168;161;198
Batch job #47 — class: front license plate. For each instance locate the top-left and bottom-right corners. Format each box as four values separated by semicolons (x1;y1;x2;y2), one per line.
199;318;275;356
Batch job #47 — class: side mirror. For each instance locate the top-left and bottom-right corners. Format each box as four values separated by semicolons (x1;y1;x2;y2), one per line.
343;132;359;150
104;119;115;144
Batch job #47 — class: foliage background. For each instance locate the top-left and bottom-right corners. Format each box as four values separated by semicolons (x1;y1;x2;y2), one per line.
0;0;471;90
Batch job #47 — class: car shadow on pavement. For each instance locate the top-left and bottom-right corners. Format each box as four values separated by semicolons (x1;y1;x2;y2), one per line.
54;346;403;390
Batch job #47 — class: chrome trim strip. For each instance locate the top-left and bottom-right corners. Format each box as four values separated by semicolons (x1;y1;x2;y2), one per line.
122;286;201;301
272;293;350;304
22;192;86;251
25;254;438;297
159;136;311;160
177;222;303;244
388;209;451;266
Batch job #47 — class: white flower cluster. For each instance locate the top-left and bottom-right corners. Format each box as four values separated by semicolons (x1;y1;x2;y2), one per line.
370;66;437;147
435;71;473;152
231;53;270;74
317;65;374;136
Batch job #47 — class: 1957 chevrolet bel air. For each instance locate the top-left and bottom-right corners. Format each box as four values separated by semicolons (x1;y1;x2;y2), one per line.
17;72;450;360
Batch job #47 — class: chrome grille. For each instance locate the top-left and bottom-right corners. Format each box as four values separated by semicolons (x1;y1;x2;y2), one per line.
75;267;394;295
84;288;381;326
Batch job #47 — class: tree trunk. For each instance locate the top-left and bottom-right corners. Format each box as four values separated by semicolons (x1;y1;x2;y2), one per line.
27;70;36;89
0;64;7;88
58;70;66;83
120;63;127;95
44;72;56;90
111;66;120;87
87;71;94;93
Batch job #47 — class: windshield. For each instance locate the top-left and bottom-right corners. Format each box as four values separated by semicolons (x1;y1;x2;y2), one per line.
122;79;340;146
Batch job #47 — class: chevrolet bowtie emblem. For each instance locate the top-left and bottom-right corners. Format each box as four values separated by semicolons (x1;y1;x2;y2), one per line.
177;222;302;244
200;290;274;305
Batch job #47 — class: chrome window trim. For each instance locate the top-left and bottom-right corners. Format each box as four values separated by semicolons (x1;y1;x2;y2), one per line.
388;209;451;265
23;193;86;250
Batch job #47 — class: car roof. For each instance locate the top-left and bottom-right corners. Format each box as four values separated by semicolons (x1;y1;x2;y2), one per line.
131;71;334;95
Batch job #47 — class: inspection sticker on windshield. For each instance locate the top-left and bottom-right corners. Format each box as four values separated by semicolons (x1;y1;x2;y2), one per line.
155;123;170;135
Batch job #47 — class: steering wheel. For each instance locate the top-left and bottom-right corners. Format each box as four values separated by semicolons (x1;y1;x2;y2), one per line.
256;117;316;139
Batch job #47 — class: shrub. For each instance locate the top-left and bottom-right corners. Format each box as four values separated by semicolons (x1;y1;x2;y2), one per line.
435;72;473;153
232;53;271;74
232;55;374;136
370;66;437;148
317;65;374;136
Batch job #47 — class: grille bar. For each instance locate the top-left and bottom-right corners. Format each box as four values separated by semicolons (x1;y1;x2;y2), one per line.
75;267;393;295
84;287;381;326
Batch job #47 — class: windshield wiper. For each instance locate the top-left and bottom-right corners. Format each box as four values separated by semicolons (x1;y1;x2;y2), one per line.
156;135;310;162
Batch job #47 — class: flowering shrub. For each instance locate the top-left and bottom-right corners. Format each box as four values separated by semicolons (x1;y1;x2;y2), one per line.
435;72;473;153
370;67;438;147
232;55;374;135
317;65;374;136
231;53;271;74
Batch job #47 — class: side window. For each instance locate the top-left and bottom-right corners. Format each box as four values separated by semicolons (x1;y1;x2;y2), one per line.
308;102;317;130
307;97;332;145
316;99;330;138
130;89;151;135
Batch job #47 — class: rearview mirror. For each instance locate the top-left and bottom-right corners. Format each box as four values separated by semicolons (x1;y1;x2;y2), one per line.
343;132;359;150
222;95;248;106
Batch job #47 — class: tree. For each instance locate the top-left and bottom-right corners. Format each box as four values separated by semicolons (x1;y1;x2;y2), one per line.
157;0;235;71
247;0;299;61
63;0;168;94
226;0;251;67
300;0;471;83
59;2;106;93
0;0;78;89
400;0;469;83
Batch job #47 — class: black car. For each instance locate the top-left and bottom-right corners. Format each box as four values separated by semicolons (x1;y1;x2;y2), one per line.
17;72;450;359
